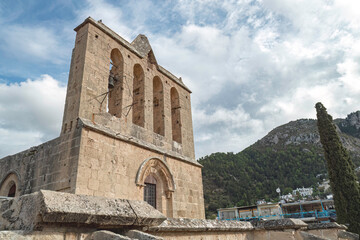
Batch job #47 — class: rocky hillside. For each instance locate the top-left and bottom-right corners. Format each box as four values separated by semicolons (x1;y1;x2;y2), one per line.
254;112;360;165
199;111;360;219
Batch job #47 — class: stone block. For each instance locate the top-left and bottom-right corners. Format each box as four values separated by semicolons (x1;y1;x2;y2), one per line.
307;222;347;230
87;230;132;240
253;218;307;230
147;218;253;232
0;190;166;231
300;231;329;240
338;230;359;240
126;230;164;240
268;230;296;240
0;230;27;239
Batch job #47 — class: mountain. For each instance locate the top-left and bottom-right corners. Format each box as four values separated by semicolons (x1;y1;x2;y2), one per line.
198;111;360;219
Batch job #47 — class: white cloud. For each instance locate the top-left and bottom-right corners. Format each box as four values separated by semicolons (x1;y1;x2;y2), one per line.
0;25;67;64
0;75;66;158
159;0;360;157
75;0;134;40
1;0;360;159
193;104;265;157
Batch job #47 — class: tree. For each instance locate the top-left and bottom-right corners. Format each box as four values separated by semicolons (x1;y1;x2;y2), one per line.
315;102;360;234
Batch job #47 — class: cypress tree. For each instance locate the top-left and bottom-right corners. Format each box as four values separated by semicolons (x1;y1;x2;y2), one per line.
315;102;360;234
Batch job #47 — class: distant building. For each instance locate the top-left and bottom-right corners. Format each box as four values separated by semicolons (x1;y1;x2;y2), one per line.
280;193;294;202
319;180;330;192
293;187;313;197
281;199;335;222
218;200;336;223
256;199;266;205
218;203;282;221
257;203;283;220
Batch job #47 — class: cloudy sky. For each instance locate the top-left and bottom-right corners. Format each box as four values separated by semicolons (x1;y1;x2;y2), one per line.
1;0;360;159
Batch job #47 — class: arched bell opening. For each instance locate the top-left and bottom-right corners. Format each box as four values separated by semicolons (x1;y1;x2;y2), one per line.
108;48;124;117
153;76;164;136
170;87;182;143
133;64;145;127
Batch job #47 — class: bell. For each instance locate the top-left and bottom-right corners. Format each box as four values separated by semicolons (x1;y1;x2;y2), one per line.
108;75;115;89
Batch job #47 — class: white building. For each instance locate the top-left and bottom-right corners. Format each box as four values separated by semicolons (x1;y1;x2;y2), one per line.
280;193;294;202
293;187;313;197
319;180;330;192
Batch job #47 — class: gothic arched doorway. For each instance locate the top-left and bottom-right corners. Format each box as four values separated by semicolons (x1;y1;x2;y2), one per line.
136;157;175;217
0;172;20;198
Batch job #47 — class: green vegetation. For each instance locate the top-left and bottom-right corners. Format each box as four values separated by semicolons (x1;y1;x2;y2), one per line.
199;145;327;219
316;103;360;234
199;110;360;220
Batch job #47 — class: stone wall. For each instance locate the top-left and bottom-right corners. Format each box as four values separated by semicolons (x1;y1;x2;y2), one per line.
1;17;204;220
74;120;205;219
0;128;81;197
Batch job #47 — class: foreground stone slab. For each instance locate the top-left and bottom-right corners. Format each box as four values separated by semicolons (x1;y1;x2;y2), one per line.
307;222;347;230
87;230;133;240
0;190;166;231
126;230;164;240
300;231;329;240
338;230;359;240
253;218;308;230
0;231;28;240
147;218;254;232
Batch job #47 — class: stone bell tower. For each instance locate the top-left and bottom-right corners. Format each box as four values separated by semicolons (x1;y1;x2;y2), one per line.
60;17;205;218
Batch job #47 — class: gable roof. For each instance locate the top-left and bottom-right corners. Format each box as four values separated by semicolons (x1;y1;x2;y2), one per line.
131;34;158;64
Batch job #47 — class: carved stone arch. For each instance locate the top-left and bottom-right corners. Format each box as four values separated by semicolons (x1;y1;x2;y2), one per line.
136;157;175;217
136;157;175;193
0;171;21;197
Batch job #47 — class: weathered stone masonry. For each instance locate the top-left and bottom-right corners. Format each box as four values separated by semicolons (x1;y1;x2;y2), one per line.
0;17;204;219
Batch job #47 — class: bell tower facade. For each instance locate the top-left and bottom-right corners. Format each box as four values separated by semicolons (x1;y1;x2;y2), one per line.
60;17;205;219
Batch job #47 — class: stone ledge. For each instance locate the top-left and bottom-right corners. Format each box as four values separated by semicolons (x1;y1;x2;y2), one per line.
300;231;329;240
338;230;359;240
253;218;307;230
0;190;166;231
147;218;254;232
307;222;347;230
